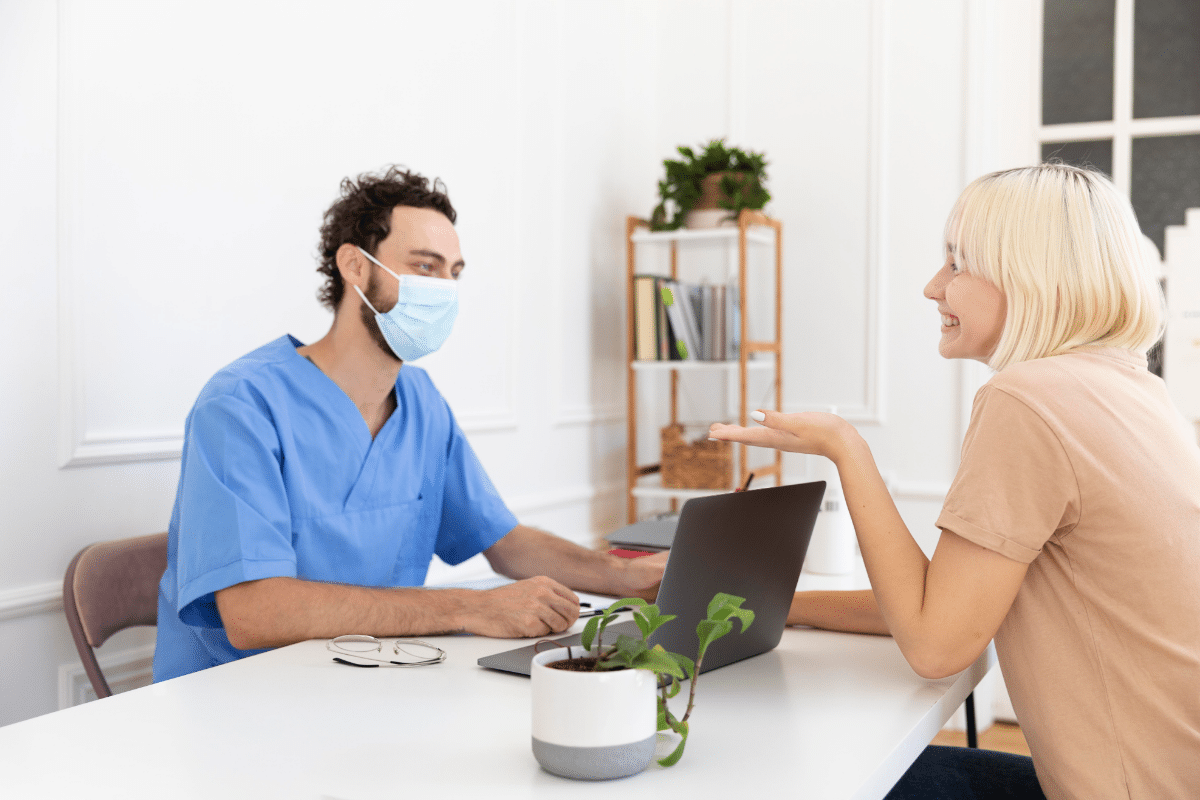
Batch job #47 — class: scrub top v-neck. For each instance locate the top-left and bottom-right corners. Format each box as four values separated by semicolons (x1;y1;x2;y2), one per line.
154;335;517;681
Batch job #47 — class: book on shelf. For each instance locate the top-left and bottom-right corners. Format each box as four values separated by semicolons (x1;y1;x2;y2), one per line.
656;277;676;359
640;279;739;362
674;281;704;360
633;275;658;361
632;275;682;361
632;276;742;363
726;282;740;360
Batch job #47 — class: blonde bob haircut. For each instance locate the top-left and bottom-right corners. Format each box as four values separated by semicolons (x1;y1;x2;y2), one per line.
944;163;1165;371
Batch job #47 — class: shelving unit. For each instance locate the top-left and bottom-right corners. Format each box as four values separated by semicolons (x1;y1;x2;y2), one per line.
624;209;783;523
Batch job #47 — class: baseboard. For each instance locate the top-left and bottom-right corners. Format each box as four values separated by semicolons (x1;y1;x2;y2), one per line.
58;643;155;709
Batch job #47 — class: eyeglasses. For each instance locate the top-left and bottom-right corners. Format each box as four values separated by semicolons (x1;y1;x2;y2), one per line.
326;635;447;668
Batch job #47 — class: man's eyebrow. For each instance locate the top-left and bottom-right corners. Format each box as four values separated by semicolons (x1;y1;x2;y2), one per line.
408;249;466;267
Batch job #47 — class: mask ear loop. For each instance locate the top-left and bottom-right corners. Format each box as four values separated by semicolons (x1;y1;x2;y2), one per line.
356;246;404;281
350;246;392;316
353;283;381;315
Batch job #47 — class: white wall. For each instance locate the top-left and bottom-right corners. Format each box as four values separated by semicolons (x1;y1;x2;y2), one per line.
0;0;1040;727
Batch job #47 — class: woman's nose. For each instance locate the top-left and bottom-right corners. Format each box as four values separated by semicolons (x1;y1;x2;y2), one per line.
924;270;944;301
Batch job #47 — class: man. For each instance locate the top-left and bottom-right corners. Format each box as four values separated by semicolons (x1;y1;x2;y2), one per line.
154;166;666;681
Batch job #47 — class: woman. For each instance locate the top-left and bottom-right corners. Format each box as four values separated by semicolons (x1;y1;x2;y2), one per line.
709;163;1200;800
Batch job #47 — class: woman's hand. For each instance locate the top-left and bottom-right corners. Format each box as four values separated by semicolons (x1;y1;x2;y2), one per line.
708;410;856;460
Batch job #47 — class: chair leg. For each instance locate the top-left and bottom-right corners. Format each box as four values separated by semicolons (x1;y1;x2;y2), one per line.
965;691;978;748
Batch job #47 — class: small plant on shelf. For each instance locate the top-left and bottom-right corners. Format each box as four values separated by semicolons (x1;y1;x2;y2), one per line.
649;138;771;231
548;593;754;766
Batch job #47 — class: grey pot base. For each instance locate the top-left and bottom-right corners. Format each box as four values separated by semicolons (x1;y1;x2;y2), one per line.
532;734;656;780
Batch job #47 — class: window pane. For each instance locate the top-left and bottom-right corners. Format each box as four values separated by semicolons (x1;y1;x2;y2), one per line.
1043;0;1115;124
1131;134;1200;255
1041;139;1114;177
1134;0;1200;118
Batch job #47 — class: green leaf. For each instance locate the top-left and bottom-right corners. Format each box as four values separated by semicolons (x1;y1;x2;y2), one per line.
658;700;680;732
657;720;689;767
633;605;675;639
706;592;745;618
634;608;653;639
704;594;755;632
580;615;600;652
632;644;685;680
604;597;647;615
726;606;755;631
613;634;648;665
667;650;695;681
695;618;733;661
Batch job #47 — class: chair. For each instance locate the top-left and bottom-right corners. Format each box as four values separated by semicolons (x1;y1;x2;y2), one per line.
62;533;168;699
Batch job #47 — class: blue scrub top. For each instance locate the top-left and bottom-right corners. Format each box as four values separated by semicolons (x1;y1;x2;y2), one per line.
153;335;518;681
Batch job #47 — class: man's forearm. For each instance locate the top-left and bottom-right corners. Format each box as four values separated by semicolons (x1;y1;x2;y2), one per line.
485;525;633;596
216;577;470;650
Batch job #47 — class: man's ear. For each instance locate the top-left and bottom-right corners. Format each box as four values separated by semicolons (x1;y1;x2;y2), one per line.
335;242;369;291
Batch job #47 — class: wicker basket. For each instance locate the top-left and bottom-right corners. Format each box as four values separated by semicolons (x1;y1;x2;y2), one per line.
660;424;732;490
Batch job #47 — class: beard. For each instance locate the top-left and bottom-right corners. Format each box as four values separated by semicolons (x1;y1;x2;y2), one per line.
357;270;402;363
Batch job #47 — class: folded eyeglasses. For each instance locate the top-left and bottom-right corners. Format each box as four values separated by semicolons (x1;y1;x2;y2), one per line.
327;635;447;668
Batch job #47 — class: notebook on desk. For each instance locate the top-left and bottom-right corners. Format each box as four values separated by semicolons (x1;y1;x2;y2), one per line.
477;480;825;676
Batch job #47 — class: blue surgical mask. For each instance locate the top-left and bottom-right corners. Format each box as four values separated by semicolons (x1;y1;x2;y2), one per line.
353;246;459;362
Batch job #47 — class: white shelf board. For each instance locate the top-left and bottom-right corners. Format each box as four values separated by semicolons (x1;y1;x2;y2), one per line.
630;226;775;246
630;358;775;372
630;486;733;501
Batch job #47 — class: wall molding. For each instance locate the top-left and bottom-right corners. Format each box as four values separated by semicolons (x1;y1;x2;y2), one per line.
788;471;948;504
0;485;617;625
58;643;155;710
0;580;62;623
554;404;624;427
853;0;890;426
54;7;520;466
507;482;623;518
887;478;951;503
782;0;889;425
53;6;186;469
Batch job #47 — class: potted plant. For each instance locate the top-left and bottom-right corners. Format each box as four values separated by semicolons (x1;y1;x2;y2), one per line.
649;139;771;231
530;593;754;780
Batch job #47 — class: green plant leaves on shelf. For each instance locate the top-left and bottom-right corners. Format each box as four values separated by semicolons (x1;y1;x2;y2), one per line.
649;138;771;231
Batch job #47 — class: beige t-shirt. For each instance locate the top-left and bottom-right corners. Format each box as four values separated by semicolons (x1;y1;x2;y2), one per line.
937;347;1200;800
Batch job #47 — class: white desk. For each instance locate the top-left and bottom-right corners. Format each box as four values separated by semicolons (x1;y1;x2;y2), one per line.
0;620;994;800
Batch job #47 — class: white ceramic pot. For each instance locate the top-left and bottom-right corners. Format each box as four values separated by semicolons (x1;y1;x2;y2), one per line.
684;208;736;229
530;647;658;780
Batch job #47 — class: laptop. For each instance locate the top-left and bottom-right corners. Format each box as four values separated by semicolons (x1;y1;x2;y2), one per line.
477;480;825;676
602;514;679;553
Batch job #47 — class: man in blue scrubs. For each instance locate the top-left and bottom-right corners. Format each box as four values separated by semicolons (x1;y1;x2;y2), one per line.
154;166;667;680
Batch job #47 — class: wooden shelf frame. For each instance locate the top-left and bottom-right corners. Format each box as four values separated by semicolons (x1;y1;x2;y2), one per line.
625;210;784;522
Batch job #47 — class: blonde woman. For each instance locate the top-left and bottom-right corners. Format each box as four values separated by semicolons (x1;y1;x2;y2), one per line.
710;163;1200;800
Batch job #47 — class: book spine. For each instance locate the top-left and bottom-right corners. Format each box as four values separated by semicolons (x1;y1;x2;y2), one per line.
714;284;726;362
680;283;704;360
660;280;698;361
701;284;715;362
727;281;740;360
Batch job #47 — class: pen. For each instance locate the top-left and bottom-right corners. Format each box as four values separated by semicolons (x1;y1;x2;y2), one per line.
580;606;633;618
736;472;755;492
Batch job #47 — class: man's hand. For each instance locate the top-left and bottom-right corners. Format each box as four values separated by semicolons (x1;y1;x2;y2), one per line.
613;551;668;601
461;576;581;638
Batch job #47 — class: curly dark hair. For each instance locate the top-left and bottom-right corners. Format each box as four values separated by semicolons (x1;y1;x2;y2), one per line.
316;165;457;310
